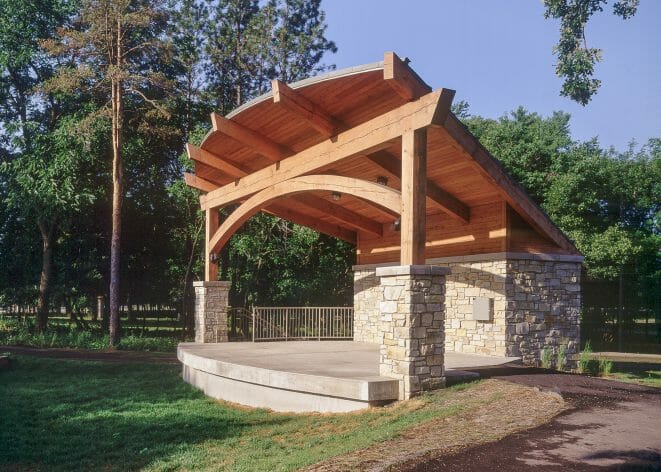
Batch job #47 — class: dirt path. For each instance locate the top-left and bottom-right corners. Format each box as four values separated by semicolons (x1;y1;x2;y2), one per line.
401;366;661;472
0;345;178;364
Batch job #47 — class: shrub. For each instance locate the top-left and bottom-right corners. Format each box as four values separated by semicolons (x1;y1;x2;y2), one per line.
578;341;602;375
541;347;555;369
557;344;567;371
599;358;614;375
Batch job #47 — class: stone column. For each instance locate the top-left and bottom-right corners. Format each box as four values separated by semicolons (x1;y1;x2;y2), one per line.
376;265;449;400
193;281;230;343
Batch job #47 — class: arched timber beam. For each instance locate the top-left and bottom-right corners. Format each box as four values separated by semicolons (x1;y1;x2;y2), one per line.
208;175;401;254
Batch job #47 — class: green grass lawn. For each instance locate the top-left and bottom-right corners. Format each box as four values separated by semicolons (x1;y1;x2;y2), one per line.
605;366;661;388
0;355;476;471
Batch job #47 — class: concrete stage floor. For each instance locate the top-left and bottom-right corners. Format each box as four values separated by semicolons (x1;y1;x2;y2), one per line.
179;341;519;378
178;341;520;412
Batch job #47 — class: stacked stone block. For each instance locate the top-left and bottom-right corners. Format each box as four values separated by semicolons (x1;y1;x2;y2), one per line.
353;268;382;343
505;258;581;367
375;265;448;399
193;281;230;343
353;253;582;369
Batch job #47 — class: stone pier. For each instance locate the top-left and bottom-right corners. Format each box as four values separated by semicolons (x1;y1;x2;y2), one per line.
193;281;230;343
376;265;449;399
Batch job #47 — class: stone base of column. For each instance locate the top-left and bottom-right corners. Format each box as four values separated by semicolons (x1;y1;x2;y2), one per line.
376;265;449;400
193;281;230;343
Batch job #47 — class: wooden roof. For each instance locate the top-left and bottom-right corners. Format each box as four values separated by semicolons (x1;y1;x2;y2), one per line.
185;52;579;266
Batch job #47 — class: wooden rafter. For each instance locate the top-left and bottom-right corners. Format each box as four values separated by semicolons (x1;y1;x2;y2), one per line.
383;51;432;101
201;88;453;211
365;151;470;223
210;113;292;163
271;80;343;138
264;203;357;244
290;194;383;237
184;172;217;193
207;174;402;254
438;113;578;254
186;143;248;179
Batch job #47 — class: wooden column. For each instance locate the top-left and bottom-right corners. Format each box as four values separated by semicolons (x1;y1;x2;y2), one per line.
205;207;220;281
400;128;427;265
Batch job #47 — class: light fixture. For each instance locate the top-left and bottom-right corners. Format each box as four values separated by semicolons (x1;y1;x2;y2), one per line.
209;253;220;263
392;219;401;232
376;175;388;186
331;191;341;201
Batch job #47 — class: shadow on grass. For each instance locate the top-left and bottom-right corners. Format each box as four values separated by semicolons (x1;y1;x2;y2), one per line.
0;356;291;471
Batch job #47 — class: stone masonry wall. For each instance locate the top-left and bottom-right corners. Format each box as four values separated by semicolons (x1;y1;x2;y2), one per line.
376;265;448;399
505;258;581;367
193;281;230;343
432;259;508;356
353;269;382;343
353;253;582;368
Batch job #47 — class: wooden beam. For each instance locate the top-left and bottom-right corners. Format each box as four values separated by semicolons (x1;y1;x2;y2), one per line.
207;174;401;254
184;172;217;193
400;128;427;265
202;89;452;211
264;203;357;244
365;151;470;223
383;52;432;101
439;113;579;254
291;194;383;236
186;143;248;179
271;80;343;138
210;112;292;163
205;207;220;281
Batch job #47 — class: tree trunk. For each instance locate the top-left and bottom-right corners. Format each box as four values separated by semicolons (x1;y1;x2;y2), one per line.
109;21;125;346
35;220;55;333
617;272;624;352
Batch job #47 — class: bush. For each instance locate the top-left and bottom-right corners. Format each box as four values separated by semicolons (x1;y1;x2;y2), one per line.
578;341;598;375
0;317;177;352
599;358;614;375
541;347;555;369
557;344;567;371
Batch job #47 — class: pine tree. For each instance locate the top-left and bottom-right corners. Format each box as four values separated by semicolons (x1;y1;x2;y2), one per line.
44;0;172;345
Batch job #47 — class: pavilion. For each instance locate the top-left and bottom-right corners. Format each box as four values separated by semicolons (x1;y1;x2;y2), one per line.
178;52;583;412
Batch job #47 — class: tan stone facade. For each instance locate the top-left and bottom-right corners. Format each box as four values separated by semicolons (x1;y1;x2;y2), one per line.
376;265;448;399
353;253;582;368
193;281;230;343
353;268;382;343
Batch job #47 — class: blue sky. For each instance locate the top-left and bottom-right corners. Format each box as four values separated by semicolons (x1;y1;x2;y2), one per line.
322;1;660;152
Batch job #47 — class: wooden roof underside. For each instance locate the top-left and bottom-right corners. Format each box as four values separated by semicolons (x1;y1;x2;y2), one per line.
185;52;578;255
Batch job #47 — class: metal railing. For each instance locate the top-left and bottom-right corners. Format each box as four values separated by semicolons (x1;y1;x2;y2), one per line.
251;306;353;341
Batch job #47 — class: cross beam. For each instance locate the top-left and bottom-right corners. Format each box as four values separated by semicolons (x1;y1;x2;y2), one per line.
365;151;470;223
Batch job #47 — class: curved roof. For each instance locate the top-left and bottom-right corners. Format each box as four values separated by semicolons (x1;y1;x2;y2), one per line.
187;52;579;260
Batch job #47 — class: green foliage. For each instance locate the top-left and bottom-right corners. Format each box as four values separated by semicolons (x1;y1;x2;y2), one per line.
543;0;639;105
228;214;354;306
557;344;567;371
599;358;614;374
0;356;481;471
578;341;594;374
541;347;555;369
0;317;177;352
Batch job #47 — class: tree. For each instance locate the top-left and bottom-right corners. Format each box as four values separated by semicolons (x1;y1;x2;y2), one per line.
543;0;639;105
0;0;82;331
44;0;172;345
